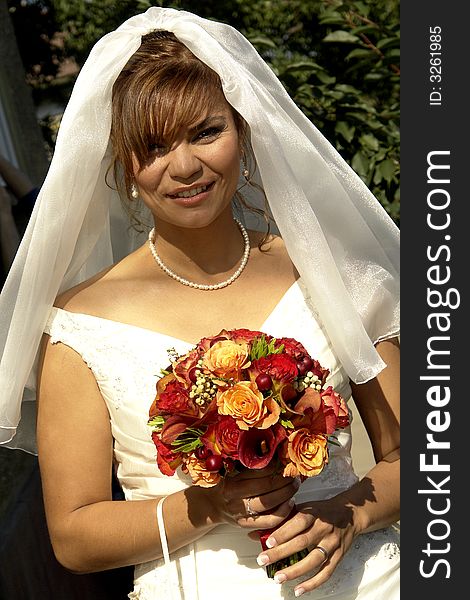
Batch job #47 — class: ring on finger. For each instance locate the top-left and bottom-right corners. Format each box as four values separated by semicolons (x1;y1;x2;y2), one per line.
246;497;259;518
314;545;329;564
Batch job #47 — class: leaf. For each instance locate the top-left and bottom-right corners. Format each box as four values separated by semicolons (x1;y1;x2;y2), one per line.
171;427;205;453
280;419;294;429
335;121;356;143
351;151;369;178
350;25;379;36
248;35;277;49
282;60;324;74
323;31;360;43
315;71;336;85
359;133;379;151
376;37;400;50
378;159;396;183
373;167;383;185
345;48;373;60
334;83;360;95
250;335;283;361
364;72;385;81
148;415;165;430
318;9;344;25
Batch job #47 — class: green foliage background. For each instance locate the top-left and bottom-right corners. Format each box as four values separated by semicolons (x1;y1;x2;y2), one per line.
9;0;400;223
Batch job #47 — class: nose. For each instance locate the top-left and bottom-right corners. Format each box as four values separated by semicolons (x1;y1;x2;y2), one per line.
167;142;202;182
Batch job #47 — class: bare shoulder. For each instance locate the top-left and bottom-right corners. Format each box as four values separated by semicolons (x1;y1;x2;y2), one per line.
54;245;148;317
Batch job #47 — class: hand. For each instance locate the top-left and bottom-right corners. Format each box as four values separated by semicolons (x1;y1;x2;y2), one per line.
206;464;301;530
254;497;359;596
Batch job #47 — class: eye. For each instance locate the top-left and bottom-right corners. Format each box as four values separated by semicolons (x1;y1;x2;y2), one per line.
148;143;168;158
193;126;223;142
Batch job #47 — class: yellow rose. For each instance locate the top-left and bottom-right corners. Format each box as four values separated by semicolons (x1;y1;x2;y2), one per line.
217;381;280;430
203;340;250;379
183;455;221;488
285;429;328;477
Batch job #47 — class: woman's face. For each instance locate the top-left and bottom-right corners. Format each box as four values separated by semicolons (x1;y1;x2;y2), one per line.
132;96;241;230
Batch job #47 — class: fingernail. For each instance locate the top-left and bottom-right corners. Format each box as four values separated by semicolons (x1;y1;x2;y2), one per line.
266;536;277;548
295;588;305;598
274;572;287;583
257;554;269;566
288;498;296;508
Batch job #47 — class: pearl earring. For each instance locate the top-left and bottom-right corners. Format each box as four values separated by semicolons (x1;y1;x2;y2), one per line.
130;182;139;199
242;161;249;180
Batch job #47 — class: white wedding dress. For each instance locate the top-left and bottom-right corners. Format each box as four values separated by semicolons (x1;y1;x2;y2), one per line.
44;279;399;600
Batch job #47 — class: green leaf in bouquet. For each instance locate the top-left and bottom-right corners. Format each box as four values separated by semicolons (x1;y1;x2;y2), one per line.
148;415;165;431
171;427;205;453
249;335;284;361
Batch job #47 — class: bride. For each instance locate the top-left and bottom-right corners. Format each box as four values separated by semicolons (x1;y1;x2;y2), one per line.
0;8;400;599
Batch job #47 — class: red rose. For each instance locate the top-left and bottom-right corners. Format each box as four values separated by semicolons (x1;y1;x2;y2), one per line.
320;386;350;432
202;415;241;458
156;379;198;417
251;354;299;383
274;339;329;384
238;423;287;469
274;337;310;360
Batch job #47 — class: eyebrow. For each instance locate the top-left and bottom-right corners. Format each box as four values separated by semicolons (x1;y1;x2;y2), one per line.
188;115;227;134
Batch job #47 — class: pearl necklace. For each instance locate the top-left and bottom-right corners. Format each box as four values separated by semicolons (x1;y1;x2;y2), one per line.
148;219;250;291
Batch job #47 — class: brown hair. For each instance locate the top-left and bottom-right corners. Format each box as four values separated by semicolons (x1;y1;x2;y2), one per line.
110;31;272;245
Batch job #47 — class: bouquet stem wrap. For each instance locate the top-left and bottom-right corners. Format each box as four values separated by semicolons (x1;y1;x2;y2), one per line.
258;508;309;578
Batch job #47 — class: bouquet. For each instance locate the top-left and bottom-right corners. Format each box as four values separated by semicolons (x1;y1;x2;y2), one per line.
148;328;349;576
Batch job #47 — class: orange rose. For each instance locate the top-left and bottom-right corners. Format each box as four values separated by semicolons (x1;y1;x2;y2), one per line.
203;340;251;379
216;381;280;430
284;428;328;477
183;455;221;488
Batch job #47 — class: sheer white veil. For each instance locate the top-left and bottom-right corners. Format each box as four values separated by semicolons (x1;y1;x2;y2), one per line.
0;7;399;452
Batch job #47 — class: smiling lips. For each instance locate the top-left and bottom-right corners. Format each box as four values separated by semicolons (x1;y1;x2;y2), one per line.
168;182;213;199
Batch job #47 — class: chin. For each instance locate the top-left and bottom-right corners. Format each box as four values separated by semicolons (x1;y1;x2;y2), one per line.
157;202;234;231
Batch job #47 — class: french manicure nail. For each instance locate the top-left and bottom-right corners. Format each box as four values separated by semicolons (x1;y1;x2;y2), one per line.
274;573;287;584
266;536;277;548
257;554;269;566
294;588;305;597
